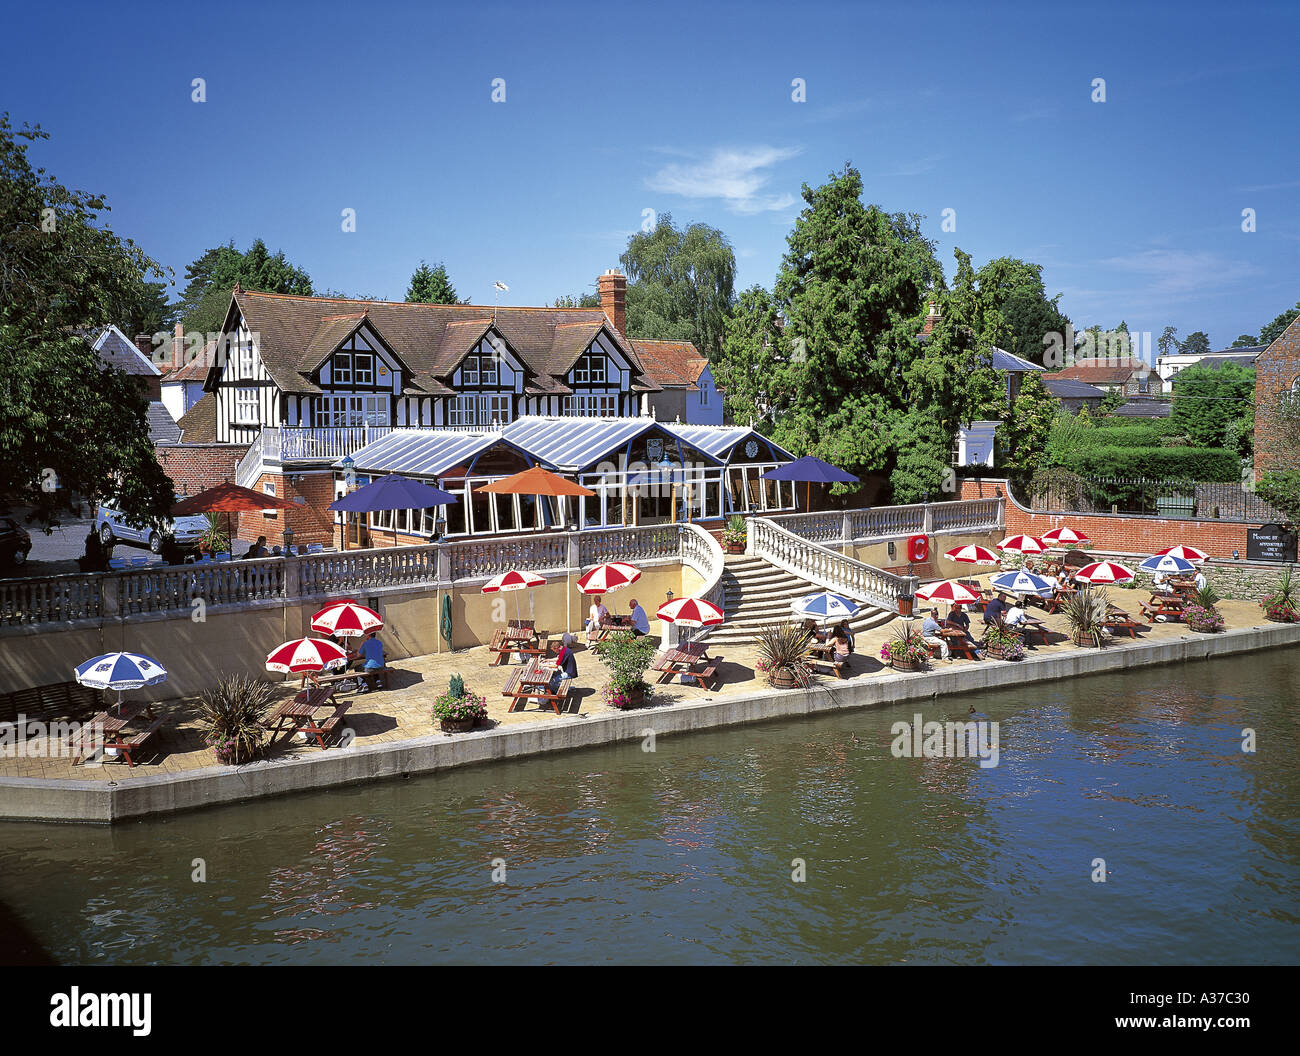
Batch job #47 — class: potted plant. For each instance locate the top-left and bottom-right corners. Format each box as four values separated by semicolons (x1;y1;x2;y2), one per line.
721;515;747;554
591;629;659;707
432;673;487;731
983;625;1026;660
197;513;230;556
1261;565;1297;623
1064;586;1110;647
198;672;275;764
879;626;932;671
1184;603;1225;633
753;623;816;688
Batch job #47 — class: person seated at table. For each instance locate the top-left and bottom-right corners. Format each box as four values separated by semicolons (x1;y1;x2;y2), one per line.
1055;568;1071;589
1151;571;1173;595
830;627;852;670
834;619;855;653
983;594;1006;629
921;608;951;661
1194;570;1207;591
948;604;972;639
628;598;650;637
1004;602;1028;628
586;595;610;632
347;632;386;690
246;535;269;559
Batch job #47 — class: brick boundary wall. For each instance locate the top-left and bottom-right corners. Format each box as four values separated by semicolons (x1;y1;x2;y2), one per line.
1254;313;1300;481
154;443;249;499
961;477;1268;560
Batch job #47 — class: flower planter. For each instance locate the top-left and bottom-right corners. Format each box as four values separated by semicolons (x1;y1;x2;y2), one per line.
440;717;477;733
769;669;804;688
1071;632;1103;648
889;659;920;673
724;542;745;555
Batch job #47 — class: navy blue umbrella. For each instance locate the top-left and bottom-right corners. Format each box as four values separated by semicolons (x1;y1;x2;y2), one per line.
761;456;859;509
329;474;458;548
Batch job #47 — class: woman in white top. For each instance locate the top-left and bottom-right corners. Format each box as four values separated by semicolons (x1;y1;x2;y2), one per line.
586;595;610;632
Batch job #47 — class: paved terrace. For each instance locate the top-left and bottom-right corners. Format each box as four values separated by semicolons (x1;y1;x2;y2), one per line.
0;584;1273;784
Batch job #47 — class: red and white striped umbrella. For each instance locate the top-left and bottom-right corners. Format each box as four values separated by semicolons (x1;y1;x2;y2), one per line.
1155;544;1208;563
577;562;642;595
998;534;1047;555
944;544;1000;565
481;569;547;593
310;600;383;638
657;596;725;627
266;637;349;674
481;569;547;621
1042;527;1091;546
1073;561;1135;584
915;580;983;604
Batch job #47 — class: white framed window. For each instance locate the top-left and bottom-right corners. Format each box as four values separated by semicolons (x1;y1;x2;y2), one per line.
239;336;255;377
484;394;511;426
700;379;709;405
313;396;389;427
262;481;277;520
449;395;477;426
563;394;618;417
354;354;374;386
333;353;352;385
572;353;607;385
462;356;480;385
479;353;498;385
235;387;259;423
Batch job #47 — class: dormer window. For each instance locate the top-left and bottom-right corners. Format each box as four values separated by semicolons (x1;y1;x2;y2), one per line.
354;354;374;386
461;354;499;387
334;353;352;385
573;352;606;385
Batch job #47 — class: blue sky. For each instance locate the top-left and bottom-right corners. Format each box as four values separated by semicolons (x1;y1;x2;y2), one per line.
4;0;1298;354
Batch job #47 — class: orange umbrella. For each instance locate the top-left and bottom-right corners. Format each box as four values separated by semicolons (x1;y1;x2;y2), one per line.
477;466;595;530
172;482;298;552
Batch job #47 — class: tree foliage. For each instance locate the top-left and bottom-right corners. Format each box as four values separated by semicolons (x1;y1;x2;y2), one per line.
996;372;1058;486
1169;363;1255;449
552;292;600;308
621;213;735;358
968;255;1070;366
1230;333;1259;348
1259;303;1300;346
178;238;313;335
1179;330;1211;355
1256;471;1300;528
405;260;458;304
0;114;176;529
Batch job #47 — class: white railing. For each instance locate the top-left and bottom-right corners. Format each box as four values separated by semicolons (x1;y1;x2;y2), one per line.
676;522;726;645
446;535;569;581
0;573;103;626
749;516;915;611
279;426;393;462
767;497;1004;546
578;524;680;568
234;436;267;489
298;545;443;596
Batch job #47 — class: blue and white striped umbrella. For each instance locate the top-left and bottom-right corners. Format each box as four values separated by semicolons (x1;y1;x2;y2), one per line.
791;592;859;621
1138;554;1196;575
75;652;168;708
989;570;1056;598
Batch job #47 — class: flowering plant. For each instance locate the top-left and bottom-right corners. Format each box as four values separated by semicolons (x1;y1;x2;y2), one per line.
432;687;487;724
882;627;931;666
1261;565;1296;622
983;625;1025;659
603;682;652;710
1184;604;1225;633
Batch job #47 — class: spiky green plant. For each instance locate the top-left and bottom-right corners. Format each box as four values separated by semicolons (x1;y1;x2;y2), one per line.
199;672;275;762
752;622;816;687
1064;585;1110;648
1196;584;1221;610
448;672;466;699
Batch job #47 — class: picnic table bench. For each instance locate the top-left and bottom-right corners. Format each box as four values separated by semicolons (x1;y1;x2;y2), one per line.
1140;595;1186;623
1044;587;1078;614
938;625;981;660
71;700;166;767
489;626;550;665
263;686;350;747
1017;616;1050;646
653;641;721;688
1103;606;1142;638
0;680;100;732
806;640;850;677
502;658;573;715
315;667;392;691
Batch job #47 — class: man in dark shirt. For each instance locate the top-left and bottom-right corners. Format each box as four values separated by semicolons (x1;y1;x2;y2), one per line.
983;596;1006;628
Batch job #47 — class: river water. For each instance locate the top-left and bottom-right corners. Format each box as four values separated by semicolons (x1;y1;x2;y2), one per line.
1;651;1297;965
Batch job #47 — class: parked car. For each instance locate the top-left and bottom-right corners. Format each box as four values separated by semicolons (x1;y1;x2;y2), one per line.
0;517;32;567
94;500;207;553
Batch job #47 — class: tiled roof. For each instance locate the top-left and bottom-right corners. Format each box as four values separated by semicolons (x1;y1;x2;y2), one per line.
232;291;652;399
1113;399;1172;418
94;325;160;377
148;401;182;444
1056;360;1140;384
1042;377;1107;398
632;339;706;389
176;392;218;442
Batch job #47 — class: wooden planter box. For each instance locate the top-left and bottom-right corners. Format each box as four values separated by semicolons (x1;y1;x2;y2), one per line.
1071;632;1103;648
439;717;478;733
889;658;921;673
769;669;804;688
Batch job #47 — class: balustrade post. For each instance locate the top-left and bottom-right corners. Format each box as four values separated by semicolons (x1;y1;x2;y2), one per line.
841;511;852;547
283;554;301;602
566;533;581;573
436;543;451;585
100;572;120;619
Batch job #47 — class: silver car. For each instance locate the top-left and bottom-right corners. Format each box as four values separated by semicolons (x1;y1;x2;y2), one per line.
94;499;208;553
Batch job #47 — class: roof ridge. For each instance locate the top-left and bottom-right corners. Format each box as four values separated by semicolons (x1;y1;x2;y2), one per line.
240;288;609;314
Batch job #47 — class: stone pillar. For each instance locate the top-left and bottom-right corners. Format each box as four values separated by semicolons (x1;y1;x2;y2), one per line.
283;554;301;602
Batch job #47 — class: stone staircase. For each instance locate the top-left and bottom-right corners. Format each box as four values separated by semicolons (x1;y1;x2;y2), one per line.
704;554;897;646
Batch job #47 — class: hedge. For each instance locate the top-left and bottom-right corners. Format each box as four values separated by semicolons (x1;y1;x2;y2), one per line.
1058;445;1240;482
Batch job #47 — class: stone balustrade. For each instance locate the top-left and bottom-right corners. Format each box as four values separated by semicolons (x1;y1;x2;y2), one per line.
749;517;916;611
767;497;1003;547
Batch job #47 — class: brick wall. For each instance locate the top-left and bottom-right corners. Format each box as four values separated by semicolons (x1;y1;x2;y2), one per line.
961;477;1264;560
154;443;249;499
1254;314;1300;480
239;470;337;548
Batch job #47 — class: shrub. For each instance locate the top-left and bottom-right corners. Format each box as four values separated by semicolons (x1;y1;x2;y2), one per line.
432;688;487;724
1261;565;1297;622
1064;586;1110;647
591;629;659;700
199;673;275;763
983;625;1025;660
1184;604;1225;633
754;622;816;686
879;626;932;667
1057;445;1240;482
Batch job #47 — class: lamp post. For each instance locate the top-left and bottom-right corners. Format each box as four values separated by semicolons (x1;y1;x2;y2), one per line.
339;455;355;550
659;454;675;524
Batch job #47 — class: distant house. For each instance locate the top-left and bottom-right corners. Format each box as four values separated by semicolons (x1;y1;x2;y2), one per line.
1054;358;1155;397
91;326;179;445
632;339;724;425
1253;315;1300;480
1156;345;1266;392
1112;398;1172;418
1042;377;1107;413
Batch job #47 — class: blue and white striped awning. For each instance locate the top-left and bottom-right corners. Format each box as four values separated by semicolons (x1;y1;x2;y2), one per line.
669;423;797;462
340;429;519;477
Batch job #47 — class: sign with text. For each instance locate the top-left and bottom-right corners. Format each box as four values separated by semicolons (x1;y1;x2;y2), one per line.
1246;524;1298;563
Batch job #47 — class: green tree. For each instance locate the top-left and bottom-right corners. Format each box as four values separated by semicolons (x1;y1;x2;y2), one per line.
178;238;312;335
996;372;1058;485
552;292;600;308
1259;303;1300;346
1169;363;1255;448
971;256;1070;366
1157;326;1180;358
0;114;176;529
1179;330;1211;355
1256;471;1300;528
621;213;736;358
714;286;794;426
1098;389;1127;415
405;260;458;304
1231;333;1259;348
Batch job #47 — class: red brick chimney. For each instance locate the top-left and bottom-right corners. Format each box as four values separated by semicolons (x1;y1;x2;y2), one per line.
598;269;626;337
173;322;185;371
918;300;940;341
134;333;155;363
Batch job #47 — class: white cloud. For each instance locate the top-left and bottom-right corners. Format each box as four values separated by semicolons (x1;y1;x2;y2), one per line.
647;146;802;214
1096;249;1264;296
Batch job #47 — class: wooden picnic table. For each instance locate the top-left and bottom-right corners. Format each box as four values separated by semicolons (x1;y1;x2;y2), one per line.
1141;594;1185;622
586;614;635;643
938;625;980;660
1168;578;1199;597
653;641;720;688
503;657;571;715
1045;586;1078;613
71;699;164;767
1103;604;1142;638
490;626;551;665
263;685;350;748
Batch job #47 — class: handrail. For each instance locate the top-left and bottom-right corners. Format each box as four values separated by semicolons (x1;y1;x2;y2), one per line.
766;496;1003;545
676;522;725;644
749;516;915;611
